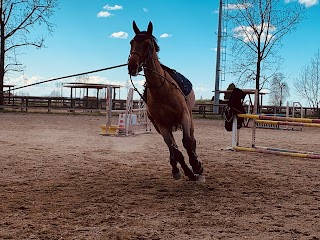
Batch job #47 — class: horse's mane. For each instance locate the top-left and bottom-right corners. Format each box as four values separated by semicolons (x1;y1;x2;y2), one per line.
149;34;160;53
133;31;160;52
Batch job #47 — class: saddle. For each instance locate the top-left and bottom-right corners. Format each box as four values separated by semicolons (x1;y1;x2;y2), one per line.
160;64;193;96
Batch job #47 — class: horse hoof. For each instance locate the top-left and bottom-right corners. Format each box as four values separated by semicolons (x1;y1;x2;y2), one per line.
188;174;200;181
172;171;182;180
194;163;204;175
196;175;206;183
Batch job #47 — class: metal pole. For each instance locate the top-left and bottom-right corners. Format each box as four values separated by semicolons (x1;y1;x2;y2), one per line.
213;0;223;113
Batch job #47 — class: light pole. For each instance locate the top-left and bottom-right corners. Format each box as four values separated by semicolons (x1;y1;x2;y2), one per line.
213;0;223;113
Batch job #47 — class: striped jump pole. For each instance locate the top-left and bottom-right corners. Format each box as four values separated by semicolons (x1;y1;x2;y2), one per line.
233;146;320;159
238;113;320;124
230;113;320;159
255;120;320;128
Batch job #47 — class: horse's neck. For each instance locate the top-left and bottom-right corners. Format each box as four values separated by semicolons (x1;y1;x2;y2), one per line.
144;53;164;81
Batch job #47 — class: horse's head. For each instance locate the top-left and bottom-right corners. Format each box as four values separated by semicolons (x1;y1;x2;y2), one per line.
128;21;160;76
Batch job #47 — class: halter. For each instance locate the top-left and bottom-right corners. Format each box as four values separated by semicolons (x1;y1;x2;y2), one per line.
128;33;188;102
128;34;154;67
128;33;165;89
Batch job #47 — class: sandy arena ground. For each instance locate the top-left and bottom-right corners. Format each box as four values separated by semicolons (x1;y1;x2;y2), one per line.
0;112;319;240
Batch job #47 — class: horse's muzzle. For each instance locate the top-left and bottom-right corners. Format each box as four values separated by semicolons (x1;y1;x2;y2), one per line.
128;63;139;76
128;53;142;76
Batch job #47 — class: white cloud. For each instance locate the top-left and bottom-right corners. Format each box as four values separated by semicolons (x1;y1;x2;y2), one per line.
103;4;123;10
143;8;149;12
194;85;212;96
129;78;146;95
213;3;252;14
98;4;122;18
5;74;44;87
97;11;113;18
135;79;146;87
86;76;123;86
160;33;172;38
4;74;129;97
233;24;276;43
298;0;318;7
109;31;129;39
225;3;252;10
285;0;318;7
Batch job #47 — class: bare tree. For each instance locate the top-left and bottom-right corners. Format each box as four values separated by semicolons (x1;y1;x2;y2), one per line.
294;50;320;115
76;74;91;97
76;74;90;84
268;73;290;106
49;89;60;97
227;0;305;110
0;0;58;108
55;81;63;97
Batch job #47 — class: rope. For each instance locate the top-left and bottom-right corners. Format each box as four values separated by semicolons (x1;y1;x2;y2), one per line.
130;75;146;102
1;63;128;93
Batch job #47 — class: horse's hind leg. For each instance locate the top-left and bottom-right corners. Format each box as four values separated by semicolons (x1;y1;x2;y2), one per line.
182;116;204;175
161;129;198;181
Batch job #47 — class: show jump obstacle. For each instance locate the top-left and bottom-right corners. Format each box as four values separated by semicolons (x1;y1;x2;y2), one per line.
101;87;151;136
230;89;320;159
255;101;304;130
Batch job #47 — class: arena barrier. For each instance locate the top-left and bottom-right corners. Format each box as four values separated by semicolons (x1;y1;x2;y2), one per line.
231;113;320;159
101;87;151;136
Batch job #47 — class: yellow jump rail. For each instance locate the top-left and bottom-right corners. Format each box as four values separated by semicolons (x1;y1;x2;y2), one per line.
231;113;320;159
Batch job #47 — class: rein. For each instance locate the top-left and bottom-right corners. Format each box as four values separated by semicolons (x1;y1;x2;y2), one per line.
129;74;146;102
143;66;188;102
129;67;188;103
143;66;166;89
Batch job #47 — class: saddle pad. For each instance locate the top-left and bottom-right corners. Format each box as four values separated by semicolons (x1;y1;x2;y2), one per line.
160;64;193;96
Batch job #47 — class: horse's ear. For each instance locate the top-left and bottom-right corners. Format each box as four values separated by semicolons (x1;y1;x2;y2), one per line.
147;21;153;35
133;21;140;34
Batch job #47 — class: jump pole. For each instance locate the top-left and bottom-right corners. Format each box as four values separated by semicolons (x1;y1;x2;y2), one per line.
231;113;320;159
254;120;320;128
238;114;320;124
233;146;320;159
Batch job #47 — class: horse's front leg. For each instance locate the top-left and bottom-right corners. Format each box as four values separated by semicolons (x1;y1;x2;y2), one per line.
181;116;204;175
168;145;181;180
160;128;198;181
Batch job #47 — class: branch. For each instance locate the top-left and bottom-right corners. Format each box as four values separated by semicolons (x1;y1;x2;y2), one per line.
6;40;44;52
4;1;27;27
4;62;23;73
6;4;50;40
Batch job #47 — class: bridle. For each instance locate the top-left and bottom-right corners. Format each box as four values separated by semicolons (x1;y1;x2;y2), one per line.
128;34;188;102
128;35;166;89
128;33;154;66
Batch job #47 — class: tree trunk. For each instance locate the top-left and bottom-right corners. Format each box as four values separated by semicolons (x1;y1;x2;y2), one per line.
0;43;4;110
0;1;4;110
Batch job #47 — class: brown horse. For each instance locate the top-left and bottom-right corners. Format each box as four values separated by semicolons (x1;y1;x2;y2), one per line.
127;21;203;181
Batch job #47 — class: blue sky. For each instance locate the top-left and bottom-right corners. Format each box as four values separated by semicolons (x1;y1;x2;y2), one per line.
5;0;320;104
